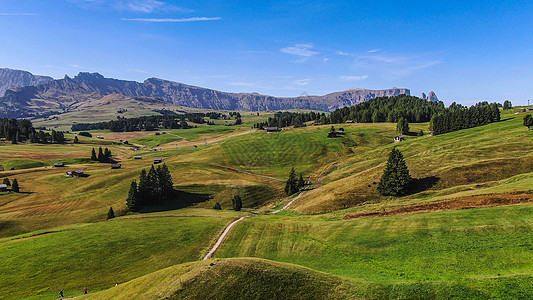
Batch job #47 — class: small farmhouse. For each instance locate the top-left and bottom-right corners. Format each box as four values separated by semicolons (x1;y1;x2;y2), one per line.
133;156;143;160
110;164;122;169
53;163;66;167
0;184;7;192
394;135;406;143
66;170;85;177
153;158;163;164
96;136;105;139
327;131;337;138
264;127;282;133
345;120;354;123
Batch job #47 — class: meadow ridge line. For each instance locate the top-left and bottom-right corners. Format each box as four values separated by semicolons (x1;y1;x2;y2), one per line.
202;192;305;260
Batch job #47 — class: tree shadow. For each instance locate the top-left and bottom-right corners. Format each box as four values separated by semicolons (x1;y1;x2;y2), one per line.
139;190;212;213
406;176;440;195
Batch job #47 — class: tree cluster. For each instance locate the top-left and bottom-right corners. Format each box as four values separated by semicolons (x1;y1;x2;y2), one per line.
126;164;174;211
29;129;65;144
253;111;323;129
503;100;513;110
91;147;114;163
2;178;20;192
396;117;410;135
429;102;500;135
377;148;412;196
1;118;35;144
285;167;306;196
232;195;243;211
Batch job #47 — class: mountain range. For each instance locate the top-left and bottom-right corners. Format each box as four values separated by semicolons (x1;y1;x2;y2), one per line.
0;68;412;118
0;68;53;97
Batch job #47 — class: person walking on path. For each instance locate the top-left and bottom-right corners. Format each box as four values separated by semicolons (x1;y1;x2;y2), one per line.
59;289;64;299
83;287;88;294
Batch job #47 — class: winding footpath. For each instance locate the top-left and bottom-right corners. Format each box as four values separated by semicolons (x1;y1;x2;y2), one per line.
202;192;305;260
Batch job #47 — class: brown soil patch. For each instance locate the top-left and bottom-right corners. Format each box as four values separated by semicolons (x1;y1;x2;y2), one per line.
343;193;533;220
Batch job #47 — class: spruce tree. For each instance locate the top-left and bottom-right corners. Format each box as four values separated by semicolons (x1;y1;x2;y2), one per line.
11;179;20;192
284;167;299;196
137;169;149;206
74;136;79;143
396;117;409;135
232;195;243;211
524;114;532;130
2;178;10;187
147;165;161;202
157;164;174;200
213;202;222;210
126;181;139;211
417;130;424;136
91;148;97;161
377;148;412;196
298;174;305;189
107;207;115;219
97;147;104;162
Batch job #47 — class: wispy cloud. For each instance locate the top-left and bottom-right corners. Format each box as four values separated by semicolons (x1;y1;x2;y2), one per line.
340;75;368;81
367;49;383;53
0;13;38;16
293;78;312;86
121;17;221;22
335;51;350;56
70;0;193;13
280;44;319;58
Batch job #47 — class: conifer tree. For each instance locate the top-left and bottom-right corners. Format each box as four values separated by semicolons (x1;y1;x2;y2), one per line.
298;174;305;189
284;167;299;195
417;130;424;136
213;202;222;210
74;136;79;143
2;178;10;186
157;164;174;200
91;148;97;161
396;117;410;135
97;147;104;162
377;148;412;196
524;114;532;130
137;169;149;206
11;179;20;192
107;207;115;219
232;195;243;211
104;148;111;161
126;181;139;211
147;165;161;201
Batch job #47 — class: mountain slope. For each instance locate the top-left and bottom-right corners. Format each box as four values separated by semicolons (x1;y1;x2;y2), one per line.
0;71;409;118
0;68;53;97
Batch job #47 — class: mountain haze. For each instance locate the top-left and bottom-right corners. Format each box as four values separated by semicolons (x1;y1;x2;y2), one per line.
0;71;410;118
0;68;53;97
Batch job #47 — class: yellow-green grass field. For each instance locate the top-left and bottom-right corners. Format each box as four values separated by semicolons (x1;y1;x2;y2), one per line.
216;204;533;299
0;211;243;299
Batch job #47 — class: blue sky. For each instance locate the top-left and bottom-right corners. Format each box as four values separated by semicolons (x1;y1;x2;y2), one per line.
1;0;532;105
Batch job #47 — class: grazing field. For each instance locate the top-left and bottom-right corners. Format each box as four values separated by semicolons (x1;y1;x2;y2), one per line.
291;111;533;213
216;204;533;299
0;212;240;300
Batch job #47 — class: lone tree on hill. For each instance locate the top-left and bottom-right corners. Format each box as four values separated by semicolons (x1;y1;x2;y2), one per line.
11;179;20;193
232;195;243;211
396;117;410;135
503;100;513;109
377;148;412;196
524;114;532;130
285;167;300;196
107;207;115;219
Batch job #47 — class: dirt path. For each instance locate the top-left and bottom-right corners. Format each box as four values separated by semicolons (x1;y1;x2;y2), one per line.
202;192;304;260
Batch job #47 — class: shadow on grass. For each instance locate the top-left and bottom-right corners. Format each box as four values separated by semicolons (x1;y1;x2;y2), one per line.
139;190;212;213
406;176;440;195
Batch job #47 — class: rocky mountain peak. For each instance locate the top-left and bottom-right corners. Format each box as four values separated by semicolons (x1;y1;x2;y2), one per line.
421;92;427;100
428;91;439;102
0;68;53;96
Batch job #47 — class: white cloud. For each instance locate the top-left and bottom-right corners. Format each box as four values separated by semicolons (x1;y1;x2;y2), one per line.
367;49;383;53
119;0;164;13
293;78;312;86
70;0;193;13
280;44;319;57
335;51;350;56
121;17;221;22
0;13;37;16
340;75;368;81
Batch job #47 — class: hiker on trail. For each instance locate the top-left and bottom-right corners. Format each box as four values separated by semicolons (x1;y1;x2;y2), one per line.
59;289;64;299
83;286;88;294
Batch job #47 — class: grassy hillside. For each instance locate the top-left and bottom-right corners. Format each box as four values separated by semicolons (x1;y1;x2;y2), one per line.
291;111;533;213
216;204;533;299
0;211;241;299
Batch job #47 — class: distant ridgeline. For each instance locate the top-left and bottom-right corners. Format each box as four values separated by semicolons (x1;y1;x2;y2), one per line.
429;102;500;135
254;95;501;135
1;118;65;144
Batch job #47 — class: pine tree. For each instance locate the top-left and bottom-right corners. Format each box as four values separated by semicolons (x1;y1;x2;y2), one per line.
107;207;115;219
91;148;97;161
284;167;299;195
3;178;10;186
97;147;104;162
11;179;20;192
524;114;532;130
126;181;139;211
232;195;243;211
377;148;412;196
137;169;149;206
147;165;161;202
157;164;174;200
213;202;222;210
396;117;409;135
298;174;305;189
104;148;111;162
417;129;424;136
74;136;79;143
